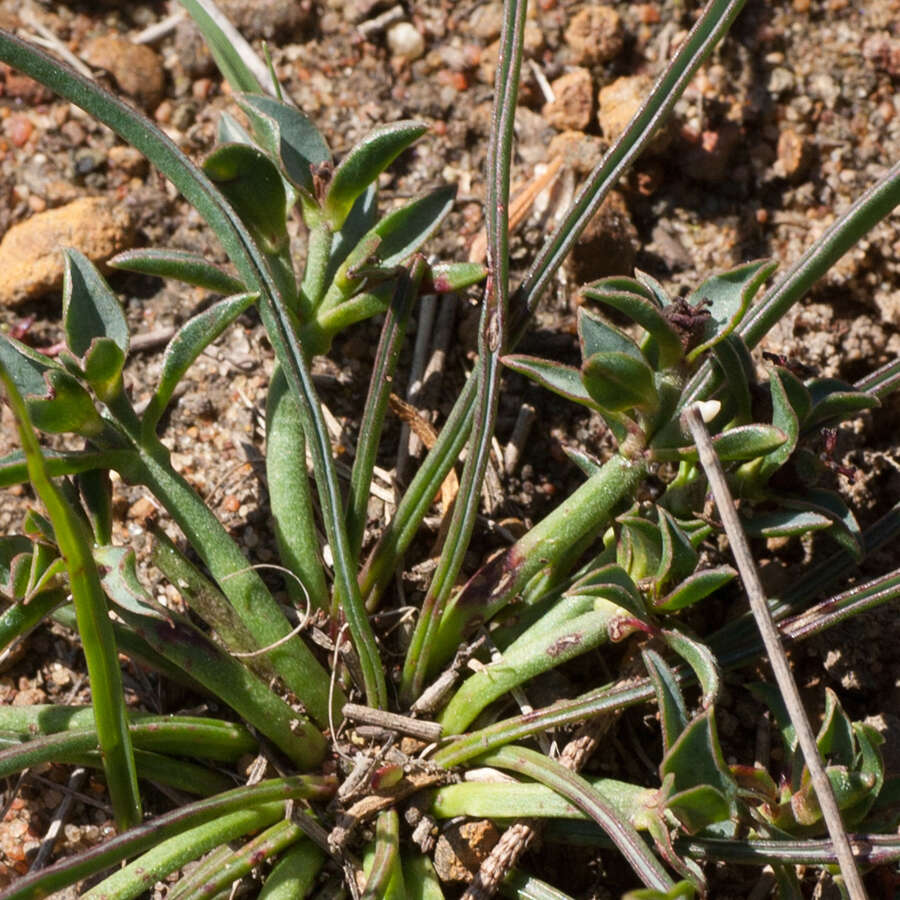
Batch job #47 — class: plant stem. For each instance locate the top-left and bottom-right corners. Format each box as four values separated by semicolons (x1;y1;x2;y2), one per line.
682;405;867;900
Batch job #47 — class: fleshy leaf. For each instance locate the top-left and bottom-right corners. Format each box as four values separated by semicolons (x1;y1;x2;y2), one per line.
804;377;880;429
581;284;683;369
110;249;245;295
0;334;61;398
666;784;731;833
62;250;129;360
656;508;698;590
685;259;777;361
730;764;779;804
654;566;736;613
204;144;289;255
633;269;673;307
236;93;331;195
655;425;787;463
371;185;456;268
660;710;735;803
578;308;644;360
616;516;662;582
661;629;721;709
323;121;428;230
325;184;379;286
582;351;658;413
756;368;801;483
816;688;855;767
82;337;125;401
95;545;169;620
504;355;596;409
28;369;103;436
142;292;258;433
217;109;254;146
422;261;488;293
740;508;832;539
782;488;863;560
710;334;754;425
643;648;688;755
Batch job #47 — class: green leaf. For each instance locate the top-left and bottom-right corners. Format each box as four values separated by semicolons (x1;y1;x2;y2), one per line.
0;334;60;398
656;425;787;463
578;308;644;360
656;508;699;590
217;109;254;146
110;248;245;295
782;488;863;560
616;515;662;582
77;469;113;546
622;883;696;900
816;688;855;767
82;337;125;401
804;377;880;429
28;369;103;436
581;284;683;369
756;368;801;483
790;767;876;826
204;143;290;254
323;121;428;230
95;545;169;620
709;334;754;425
582;351;658;413
654;566;736;613
740;508;832;539
372;185;456;268
633;269;673;307
643;649;688;755
660;710;735;802
685;259;777;361
236;93;331;194
423;261;488;293
504;355;596;409
325;183;379;285
141;292;258;433
666;784;731;833
563;445;603;477
62;249;130;359
661;630;721;709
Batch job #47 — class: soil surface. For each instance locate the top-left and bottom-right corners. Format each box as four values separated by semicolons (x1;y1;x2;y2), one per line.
0;0;898;897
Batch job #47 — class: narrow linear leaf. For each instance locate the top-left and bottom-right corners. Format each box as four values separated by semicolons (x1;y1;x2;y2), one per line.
110;248;245;294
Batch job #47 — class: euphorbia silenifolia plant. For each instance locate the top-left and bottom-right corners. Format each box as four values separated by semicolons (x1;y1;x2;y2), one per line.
0;0;898;897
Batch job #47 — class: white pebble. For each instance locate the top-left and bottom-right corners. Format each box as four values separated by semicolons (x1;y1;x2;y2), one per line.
387;22;425;62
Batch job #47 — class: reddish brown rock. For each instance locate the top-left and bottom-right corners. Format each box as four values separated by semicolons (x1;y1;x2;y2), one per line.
680;123;742;183
565;5;624;66
774;128;812;181
82;35;166;110
542;68;594;131
0;197;135;307
597;75;653;145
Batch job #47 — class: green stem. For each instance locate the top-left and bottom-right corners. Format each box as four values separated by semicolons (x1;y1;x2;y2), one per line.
347;266;421;560
3;775;335;900
362;809;403;900
299;221;334;318
0;366;141;831
168;818;304;900
477;745;673;892
429;454;646;673
82;803;287;900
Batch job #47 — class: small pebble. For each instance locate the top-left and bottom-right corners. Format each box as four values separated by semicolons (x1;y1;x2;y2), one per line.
387;22;426;62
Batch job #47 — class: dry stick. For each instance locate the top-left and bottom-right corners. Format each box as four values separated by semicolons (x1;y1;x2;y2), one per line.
461;701;629;900
341;703;443;743
681;405;868;900
503;402;536;475
30;766;87;872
